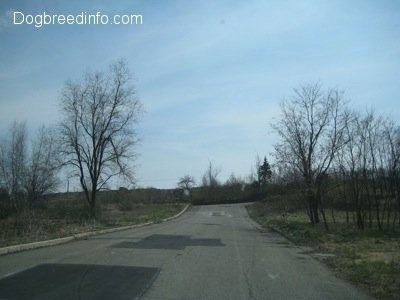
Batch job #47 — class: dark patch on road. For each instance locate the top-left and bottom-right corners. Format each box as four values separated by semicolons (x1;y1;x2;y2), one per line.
0;264;159;300
112;234;225;250
211;212;223;216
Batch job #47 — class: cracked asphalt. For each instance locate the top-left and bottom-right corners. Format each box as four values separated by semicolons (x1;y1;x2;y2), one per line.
0;204;373;299
140;204;373;300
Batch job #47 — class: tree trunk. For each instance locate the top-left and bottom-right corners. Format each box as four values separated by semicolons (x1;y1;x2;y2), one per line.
89;189;102;219
320;205;329;231
307;190;320;225
83;188;98;218
356;209;364;230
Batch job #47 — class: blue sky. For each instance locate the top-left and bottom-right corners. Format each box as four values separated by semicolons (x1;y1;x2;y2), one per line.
1;0;399;189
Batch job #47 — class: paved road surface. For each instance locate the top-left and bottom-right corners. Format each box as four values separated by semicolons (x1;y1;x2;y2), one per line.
0;204;373;299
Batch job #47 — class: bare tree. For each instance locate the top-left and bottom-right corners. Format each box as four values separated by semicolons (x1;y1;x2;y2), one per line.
177;175;196;197
201;162;221;203
202;161;221;188
247;154;261;186
335;110;364;228
225;173;245;187
335;110;400;230
383;121;400;227
59;59;142;217
273;83;349;226
25;126;60;204
0;121;27;211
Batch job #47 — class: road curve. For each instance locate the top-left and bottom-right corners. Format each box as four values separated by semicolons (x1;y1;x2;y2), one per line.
0;204;373;300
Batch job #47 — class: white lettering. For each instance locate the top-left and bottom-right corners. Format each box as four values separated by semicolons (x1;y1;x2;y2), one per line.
11;11;143;28
34;14;42;27
25;15;33;25
66;15;74;25
58;15;65;24
100;14;108;25
13;11;24;24
76;12;84;25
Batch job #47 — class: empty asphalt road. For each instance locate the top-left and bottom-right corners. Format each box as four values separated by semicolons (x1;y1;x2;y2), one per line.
0;204;373;300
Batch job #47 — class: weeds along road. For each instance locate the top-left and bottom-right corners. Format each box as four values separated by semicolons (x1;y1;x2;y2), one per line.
0;204;373;300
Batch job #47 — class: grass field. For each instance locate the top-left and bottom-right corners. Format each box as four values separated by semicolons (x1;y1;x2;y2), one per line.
247;201;400;300
0;191;186;248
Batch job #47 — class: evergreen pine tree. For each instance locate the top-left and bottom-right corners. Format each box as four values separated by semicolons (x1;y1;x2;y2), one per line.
258;156;272;186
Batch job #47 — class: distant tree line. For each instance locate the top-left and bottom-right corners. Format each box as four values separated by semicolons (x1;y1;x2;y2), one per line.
177;157;273;205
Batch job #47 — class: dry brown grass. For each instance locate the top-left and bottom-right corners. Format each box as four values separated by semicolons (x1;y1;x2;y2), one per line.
0;192;186;248
247;201;400;300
